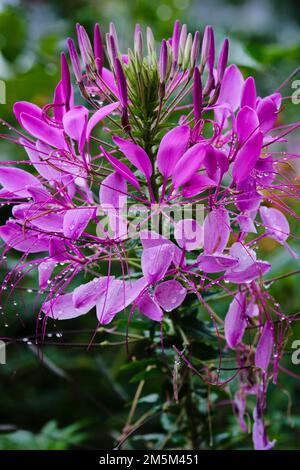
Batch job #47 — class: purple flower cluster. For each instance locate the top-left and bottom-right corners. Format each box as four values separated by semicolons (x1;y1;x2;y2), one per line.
1;20;299;449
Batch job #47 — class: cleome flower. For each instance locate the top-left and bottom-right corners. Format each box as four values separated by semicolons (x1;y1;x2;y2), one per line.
1;20;299;450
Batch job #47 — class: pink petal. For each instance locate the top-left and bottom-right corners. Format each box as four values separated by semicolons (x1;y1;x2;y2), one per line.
73;277;112;310
0;166;42;198
86;101;120;141
197;253;238;273
20;113;66;149
241;76;256;109
112;135;152;178
38;260;56;290
174;219;203;251
182;174;217;197
232;130;263;184
96;278;147;324
0;222;49;253
101;147;140;190
141;244;174;284
140;231;183;266
43;293;90;320
172;143;207;189
14;101;43;125
255;321;274;372
63;106;89;146
224;292;247;348
63;208;94;239
204;208;230;254
256;96;278;133
217;64;244;112
23;140;62;182
157;125;190;179
137;291;163;321
154;280;186;311
259;206;289;244
236;106;259;145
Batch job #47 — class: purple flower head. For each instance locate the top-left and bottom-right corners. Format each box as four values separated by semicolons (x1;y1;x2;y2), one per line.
0;20;299;451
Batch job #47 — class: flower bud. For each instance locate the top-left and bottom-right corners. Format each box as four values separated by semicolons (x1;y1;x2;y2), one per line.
159;39;168;83
193;66;202;123
217;38;229;83
109;22;119;52
171;19;180;70
190;30;200;70
67;37;82;83
146;27;156;59
182;33;192;70
60;52;71;110
94;23;104;75
76;24;94;71
134;28;144;65
115;57;128;108
178;24;187;66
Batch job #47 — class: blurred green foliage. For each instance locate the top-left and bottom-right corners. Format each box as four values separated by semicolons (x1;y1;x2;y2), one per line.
0;0;300;450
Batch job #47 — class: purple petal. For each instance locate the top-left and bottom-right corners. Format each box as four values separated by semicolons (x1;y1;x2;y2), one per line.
157;125;190;179
204;208;230;254
241;76;256;109
217;64;244;112
12;203;64;232
197;253;238;273
63;106;88;149
38;260;56;290
140;231;183;266
86;102;120;141
100;172;127;209
43;293;90;320
255;321;274;372
141;244;174;284
73;277;112;310
154;280;186;311
256;96;278;133
224;292;247;348
236;106;259;145
20;113;66;149
113;135;152;178
232;130;263;184
174;219;203;251
101;147;140;190
49;237;68;261
138;291;163;321
13;101;43;125
0;166;42;198
23;140;62;182
182;174;217;197
0;221;49;253
259;206;289;244
172;143;207;189
63;208;94;239
96;278;147;324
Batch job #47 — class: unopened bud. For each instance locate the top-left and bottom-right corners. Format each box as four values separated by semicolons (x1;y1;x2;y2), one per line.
134;29;144;65
94;23;104;75
178;24;187;66
67;37;82;83
159;39;168;83
183;33;192;70
190;30;200;70
217;38;229;83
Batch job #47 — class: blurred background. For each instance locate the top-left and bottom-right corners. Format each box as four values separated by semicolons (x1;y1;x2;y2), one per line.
0;0;300;450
